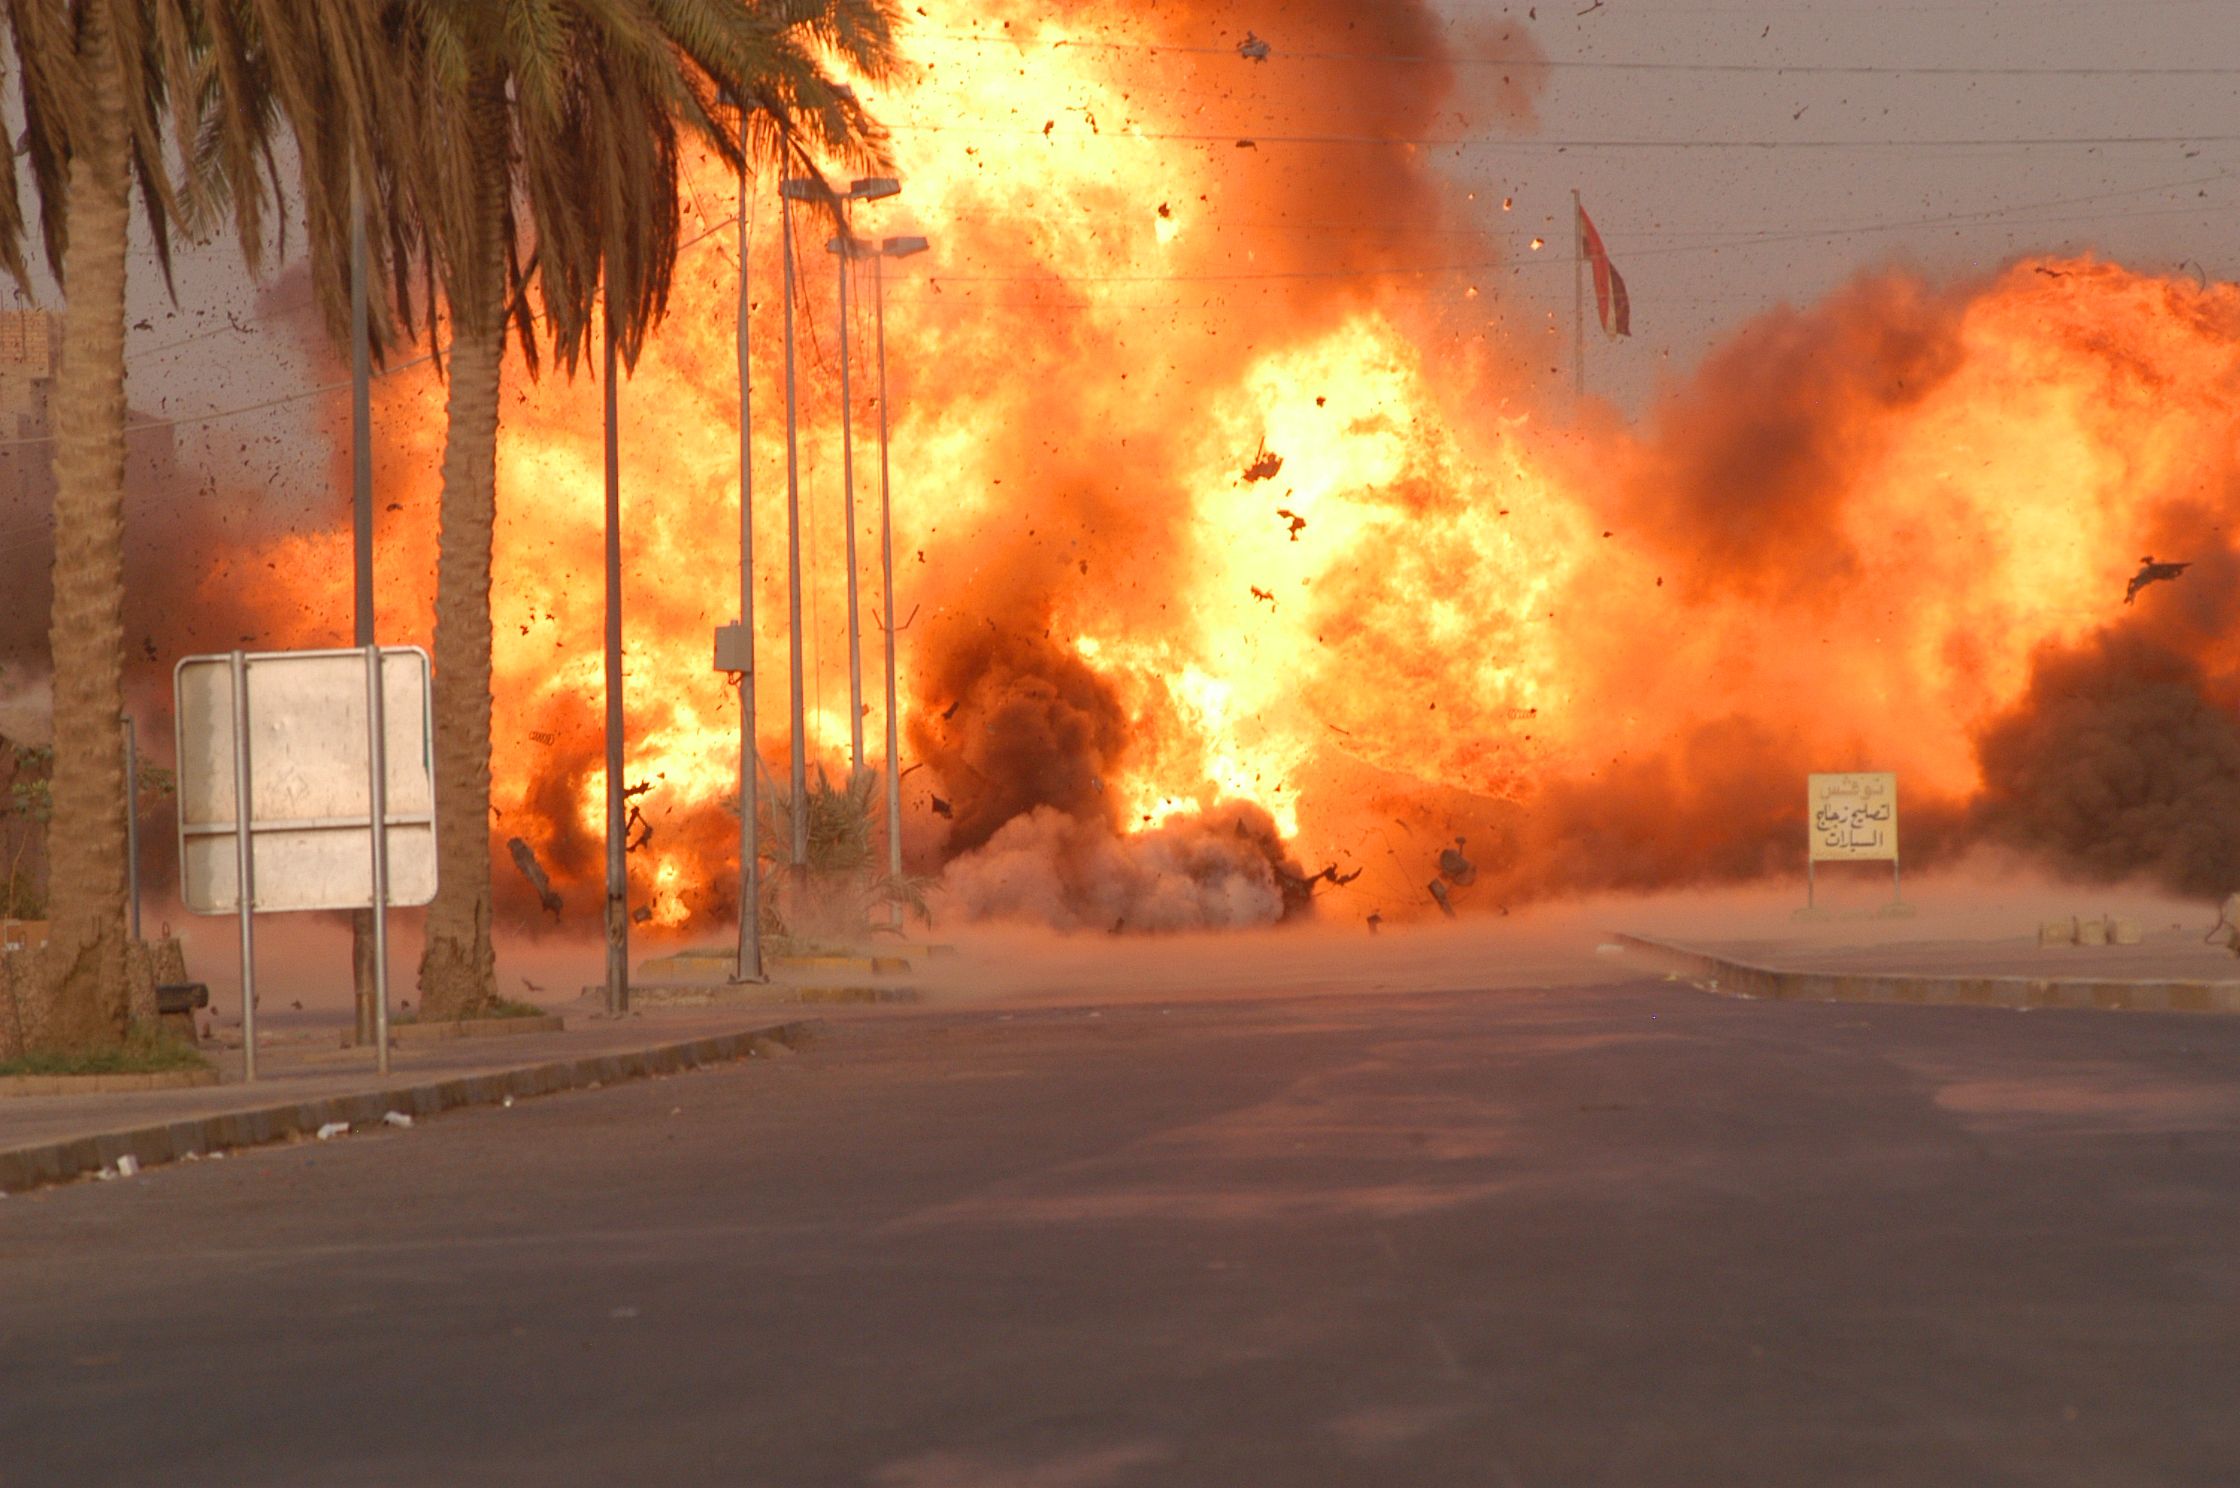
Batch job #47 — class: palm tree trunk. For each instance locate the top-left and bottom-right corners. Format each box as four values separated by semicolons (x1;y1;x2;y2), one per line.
23;2;144;1052
415;317;502;1017
415;74;510;1019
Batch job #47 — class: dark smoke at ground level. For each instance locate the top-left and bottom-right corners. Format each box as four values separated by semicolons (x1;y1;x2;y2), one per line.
1972;630;2240;898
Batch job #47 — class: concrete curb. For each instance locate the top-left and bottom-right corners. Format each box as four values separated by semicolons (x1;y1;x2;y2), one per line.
610;984;920;1007
1617;934;2240;1015
0;1019;817;1195
1;1068;221;1098
341;1014;567;1049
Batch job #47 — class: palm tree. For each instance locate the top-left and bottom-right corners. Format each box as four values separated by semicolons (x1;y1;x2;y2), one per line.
379;1;897;1018
0;1;397;1054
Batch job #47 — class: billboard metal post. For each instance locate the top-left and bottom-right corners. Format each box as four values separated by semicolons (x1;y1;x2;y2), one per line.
228;651;258;1082
350;173;379;1049
176;646;438;1078
363;643;391;1075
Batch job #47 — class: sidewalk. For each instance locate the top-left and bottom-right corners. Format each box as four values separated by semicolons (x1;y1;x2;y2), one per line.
0;1000;838;1193
1620;928;2240;1014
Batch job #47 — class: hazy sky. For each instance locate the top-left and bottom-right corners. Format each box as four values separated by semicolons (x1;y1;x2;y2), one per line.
18;0;2237;488
1446;0;2238;408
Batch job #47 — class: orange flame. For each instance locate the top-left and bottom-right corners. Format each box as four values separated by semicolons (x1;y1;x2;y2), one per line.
214;4;2240;929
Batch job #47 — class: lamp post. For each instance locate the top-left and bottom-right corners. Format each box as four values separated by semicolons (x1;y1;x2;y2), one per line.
730;129;763;984
825;177;899;774
602;303;627;1015
872;234;927;926
776;176;819;890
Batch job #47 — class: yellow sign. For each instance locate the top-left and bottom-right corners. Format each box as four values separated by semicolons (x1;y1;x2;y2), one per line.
1808;772;1898;862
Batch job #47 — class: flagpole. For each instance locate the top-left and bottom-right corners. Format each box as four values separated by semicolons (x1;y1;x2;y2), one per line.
1572;188;1585;404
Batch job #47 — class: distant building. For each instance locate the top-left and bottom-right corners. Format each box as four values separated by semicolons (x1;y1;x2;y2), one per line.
0;309;184;666
0;308;179;516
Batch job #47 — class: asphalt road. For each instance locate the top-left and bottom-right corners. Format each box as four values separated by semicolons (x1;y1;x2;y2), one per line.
5;980;2239;1487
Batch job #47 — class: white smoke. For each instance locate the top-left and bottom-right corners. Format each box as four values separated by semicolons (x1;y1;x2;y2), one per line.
936;804;1296;933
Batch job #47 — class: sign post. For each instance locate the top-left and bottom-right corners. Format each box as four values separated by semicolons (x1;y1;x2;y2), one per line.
227;651;257;1081
1806;771;1901;911
175;647;436;1080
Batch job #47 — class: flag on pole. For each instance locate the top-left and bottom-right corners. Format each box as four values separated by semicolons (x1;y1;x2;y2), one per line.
1575;202;1631;339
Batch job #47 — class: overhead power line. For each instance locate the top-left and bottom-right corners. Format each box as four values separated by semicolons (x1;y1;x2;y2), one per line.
914;28;2240;78
888;121;2240;151
0;353;434;453
887;184;2240;290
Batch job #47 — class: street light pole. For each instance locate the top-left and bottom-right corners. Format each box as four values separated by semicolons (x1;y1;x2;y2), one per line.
777;178;815;891
831;216;864;773
872;235;928;928
826;179;900;776
603;305;628;1014
733;146;763;984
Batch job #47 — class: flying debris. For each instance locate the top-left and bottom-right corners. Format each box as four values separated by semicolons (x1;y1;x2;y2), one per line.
1278;862;1362;898
2124;556;2191;604
506;836;563;917
1276;508;1306;541
931;796;954;819
1437;837;1477;887
1251;586;1276;607
1427;880;1457;919
1243;439;1284;483
1366;911;1383;934
1237;32;1271;61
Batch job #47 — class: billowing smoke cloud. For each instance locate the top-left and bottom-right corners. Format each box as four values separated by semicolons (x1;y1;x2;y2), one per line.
895;0;1538;929
1973;630;2240;897
909;609;1129;855
939;799;1315;932
1623;275;1968;604
31;4;2240;944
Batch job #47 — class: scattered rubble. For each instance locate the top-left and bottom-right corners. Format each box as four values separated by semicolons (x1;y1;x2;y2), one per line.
1243;439;1284;483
